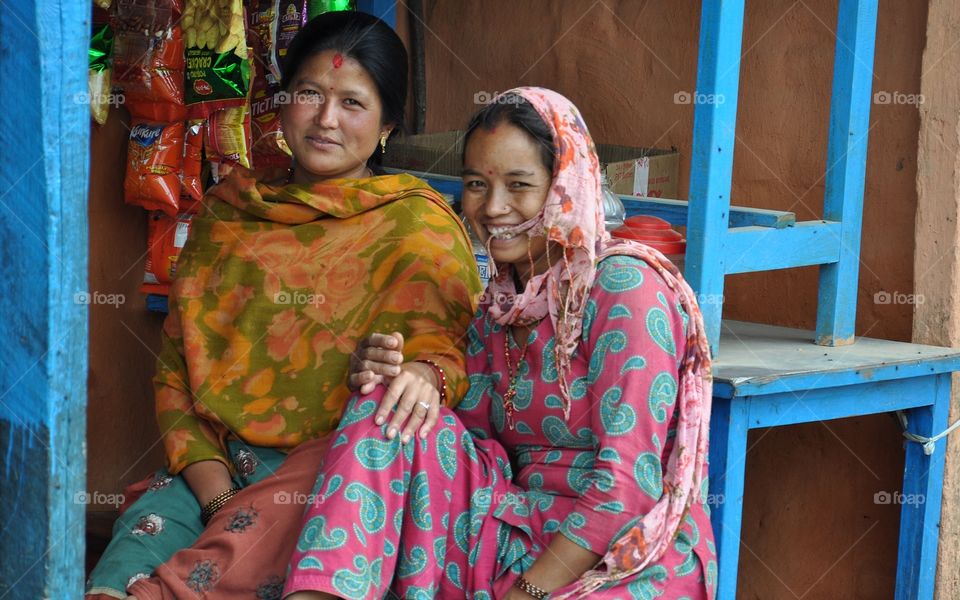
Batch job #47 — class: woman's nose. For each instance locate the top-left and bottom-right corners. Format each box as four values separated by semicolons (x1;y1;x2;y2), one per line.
314;99;337;128
484;187;511;216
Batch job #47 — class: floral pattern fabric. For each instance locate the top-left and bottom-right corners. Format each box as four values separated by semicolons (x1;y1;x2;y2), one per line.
156;166;482;474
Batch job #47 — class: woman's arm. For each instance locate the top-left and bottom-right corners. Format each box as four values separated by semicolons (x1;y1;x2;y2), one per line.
155;285;234;505
516;257;688;595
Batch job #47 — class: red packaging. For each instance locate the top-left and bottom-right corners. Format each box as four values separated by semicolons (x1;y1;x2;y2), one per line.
124;120;184;216
142;211;194;295
181;120;204;204
111;0;186;122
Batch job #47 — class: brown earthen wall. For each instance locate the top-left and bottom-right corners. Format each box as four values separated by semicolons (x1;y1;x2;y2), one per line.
414;1;925;597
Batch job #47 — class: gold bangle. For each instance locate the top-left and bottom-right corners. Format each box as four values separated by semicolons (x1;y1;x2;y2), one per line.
200;486;239;525
514;575;548;599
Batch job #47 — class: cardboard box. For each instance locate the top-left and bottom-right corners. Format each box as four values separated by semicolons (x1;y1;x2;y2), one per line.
597;144;680;199
384;132;680;199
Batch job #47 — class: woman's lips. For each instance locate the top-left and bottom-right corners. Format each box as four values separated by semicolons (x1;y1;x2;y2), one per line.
306;136;340;150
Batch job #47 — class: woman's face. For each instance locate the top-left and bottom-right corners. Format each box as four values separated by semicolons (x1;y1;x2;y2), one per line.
281;49;390;183
461;122;558;284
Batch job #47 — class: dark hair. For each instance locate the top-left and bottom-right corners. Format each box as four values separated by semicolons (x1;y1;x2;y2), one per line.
463;95;555;174
282;10;407;165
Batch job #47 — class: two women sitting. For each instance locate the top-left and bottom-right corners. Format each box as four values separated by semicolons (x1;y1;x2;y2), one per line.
87;11;715;600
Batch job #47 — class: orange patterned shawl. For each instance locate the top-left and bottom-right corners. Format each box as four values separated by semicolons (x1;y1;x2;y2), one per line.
155;166;481;474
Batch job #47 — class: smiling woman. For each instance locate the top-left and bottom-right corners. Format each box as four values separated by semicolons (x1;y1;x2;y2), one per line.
84;11;482;600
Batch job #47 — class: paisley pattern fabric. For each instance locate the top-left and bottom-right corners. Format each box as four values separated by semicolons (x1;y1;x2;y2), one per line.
479;87;713;596
284;256;716;599
156;165;481;474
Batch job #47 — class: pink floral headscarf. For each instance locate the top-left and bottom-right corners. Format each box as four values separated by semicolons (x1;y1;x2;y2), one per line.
483;87;713;595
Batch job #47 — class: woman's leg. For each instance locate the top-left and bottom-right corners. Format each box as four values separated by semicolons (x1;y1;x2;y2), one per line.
85;471;203;599
283;390;514;599
126;436;332;600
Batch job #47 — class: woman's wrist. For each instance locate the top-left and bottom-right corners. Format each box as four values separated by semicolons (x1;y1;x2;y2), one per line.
414;359;447;405
200;486;240;525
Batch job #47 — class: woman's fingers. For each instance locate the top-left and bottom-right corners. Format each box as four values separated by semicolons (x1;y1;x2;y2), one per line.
418;400;440;439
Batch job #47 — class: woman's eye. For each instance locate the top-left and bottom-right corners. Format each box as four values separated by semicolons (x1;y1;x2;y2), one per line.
463;180;486;190
299;89;321;96
344;98;362;107
509;181;531;189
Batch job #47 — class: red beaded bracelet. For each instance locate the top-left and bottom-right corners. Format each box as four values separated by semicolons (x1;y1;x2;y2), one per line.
415;359;447;406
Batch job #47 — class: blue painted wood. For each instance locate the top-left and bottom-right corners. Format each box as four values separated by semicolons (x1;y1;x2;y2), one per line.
706;320;960;599
621;197;796;229
712;321;960;398
723;222;842;274
814;0;878;346
708;397;749;600
0;1;89;598
895;373;950;600
745;376;934;428
685;0;745;354
357;0;396;28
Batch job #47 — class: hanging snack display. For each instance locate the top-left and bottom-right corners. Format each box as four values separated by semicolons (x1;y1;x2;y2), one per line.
111;0;187;122
88;21;115;125
142;211;195;295
125;120;185;215
205;105;252;180
181;121;205;204
182;0;248;56
184;45;251;118
247;0;296;166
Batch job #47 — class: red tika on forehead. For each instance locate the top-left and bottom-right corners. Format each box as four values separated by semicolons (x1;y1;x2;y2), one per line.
332;53;344;68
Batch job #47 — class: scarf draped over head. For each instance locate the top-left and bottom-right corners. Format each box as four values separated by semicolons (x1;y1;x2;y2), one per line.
484;87;713;597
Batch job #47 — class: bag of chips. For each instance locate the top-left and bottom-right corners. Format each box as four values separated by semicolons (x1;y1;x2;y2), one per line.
111;0;186;122
142;211;194;295
124;120;184;215
181;120;205;205
185;46;251;119
88;21;115;125
206;106;252;181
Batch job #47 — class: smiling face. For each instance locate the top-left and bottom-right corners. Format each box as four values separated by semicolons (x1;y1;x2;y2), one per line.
280;49;391;184
461;122;560;284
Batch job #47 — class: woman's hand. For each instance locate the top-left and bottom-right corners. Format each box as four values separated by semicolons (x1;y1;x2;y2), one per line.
349;332;442;443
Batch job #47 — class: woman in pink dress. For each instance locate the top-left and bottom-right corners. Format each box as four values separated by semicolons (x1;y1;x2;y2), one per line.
283;87;717;599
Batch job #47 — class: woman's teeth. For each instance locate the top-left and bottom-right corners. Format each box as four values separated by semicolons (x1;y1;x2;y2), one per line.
488;226;518;240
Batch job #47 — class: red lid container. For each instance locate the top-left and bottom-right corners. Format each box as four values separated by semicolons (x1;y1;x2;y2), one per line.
612;216;686;255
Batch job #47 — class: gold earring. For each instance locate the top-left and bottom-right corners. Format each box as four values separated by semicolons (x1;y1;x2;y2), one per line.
379;133;388;153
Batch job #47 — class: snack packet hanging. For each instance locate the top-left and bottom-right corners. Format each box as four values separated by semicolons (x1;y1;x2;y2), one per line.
205;105;252;181
185;46;251;119
124;120;184;216
111;0;186;122
88;22;116;125
181;120;204;205
142;211;194;295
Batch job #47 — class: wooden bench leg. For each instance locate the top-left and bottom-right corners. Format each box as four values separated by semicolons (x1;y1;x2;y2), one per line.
709;396;749;600
895;373;951;600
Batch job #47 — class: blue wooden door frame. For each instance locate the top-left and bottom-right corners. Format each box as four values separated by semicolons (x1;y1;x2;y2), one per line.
0;0;90;597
